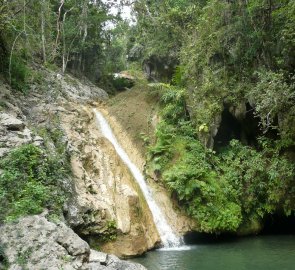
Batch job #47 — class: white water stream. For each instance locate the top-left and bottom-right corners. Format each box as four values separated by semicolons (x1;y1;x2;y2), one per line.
94;109;182;248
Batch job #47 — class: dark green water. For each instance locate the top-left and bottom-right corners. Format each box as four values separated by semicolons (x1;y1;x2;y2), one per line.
132;235;295;270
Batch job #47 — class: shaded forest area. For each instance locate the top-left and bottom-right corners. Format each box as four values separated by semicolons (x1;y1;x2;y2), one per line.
0;0;128;91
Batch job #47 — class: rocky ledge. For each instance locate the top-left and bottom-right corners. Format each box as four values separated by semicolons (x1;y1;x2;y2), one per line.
0;215;146;270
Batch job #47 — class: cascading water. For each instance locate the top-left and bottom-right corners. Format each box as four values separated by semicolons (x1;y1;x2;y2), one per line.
94;109;182;248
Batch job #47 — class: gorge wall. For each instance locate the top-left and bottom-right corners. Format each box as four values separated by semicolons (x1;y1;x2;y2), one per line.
0;67;194;263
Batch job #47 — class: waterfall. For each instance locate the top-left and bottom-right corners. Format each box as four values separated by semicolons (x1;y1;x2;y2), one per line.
94;109;182;248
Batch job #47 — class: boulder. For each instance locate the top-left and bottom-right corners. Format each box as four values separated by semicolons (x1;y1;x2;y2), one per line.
112;72;135;91
0;113;25;131
105;255;146;270
0;215;147;270
0;111;36;157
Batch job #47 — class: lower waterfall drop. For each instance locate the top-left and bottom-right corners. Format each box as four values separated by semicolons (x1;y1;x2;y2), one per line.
94;109;182;248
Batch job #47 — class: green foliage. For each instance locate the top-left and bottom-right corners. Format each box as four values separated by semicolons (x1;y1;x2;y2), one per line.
171;66;185;87
0;0;125;85
247;70;295;132
221;139;295;216
100;220;117;242
0;144;68;223
111;76;134;91
148;83;187;124
133;0;200;61
16;247;33;269
9;55;30;92
132;0;295;234
148;83;295;233
132;0;295;137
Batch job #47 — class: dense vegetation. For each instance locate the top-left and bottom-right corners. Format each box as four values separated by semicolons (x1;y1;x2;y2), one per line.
0;144;69;222
131;0;295;134
148;84;294;233
129;0;295;233
0;0;127;91
0;112;71;223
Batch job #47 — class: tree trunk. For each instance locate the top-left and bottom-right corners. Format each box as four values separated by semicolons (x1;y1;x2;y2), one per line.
61;7;74;74
41;0;46;63
53;0;64;61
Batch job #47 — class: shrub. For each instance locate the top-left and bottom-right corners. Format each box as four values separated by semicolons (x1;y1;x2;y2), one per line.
0;144;68;223
148;83;295;233
9;55;30;93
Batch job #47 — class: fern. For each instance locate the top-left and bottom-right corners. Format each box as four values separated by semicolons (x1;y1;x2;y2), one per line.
171;65;184;86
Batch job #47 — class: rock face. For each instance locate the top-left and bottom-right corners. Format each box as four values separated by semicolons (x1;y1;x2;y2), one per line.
0;215;147;270
0;112;44;158
0;67;168;258
0;112;25;131
53;72;108;103
0;68;108;159
105;88;197;236
60;104;160;257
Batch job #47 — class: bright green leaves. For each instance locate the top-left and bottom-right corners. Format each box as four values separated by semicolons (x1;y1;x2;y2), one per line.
132;0;295;234
0;144;69;223
160;135;242;233
148;81;295;234
220;139;295;219
149;83;187;125
247;70;295;136
198;123;209;133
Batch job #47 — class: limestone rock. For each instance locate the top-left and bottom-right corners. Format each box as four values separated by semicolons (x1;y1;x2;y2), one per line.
0;112;24;131
0;148;10;158
0;111;37;157
89;250;108;264
106;255;146;270
0;69;162;258
0;215;147;270
0;215;90;270
101;107;198;237
85;263;112;270
60;105;160;257
53;72;108;103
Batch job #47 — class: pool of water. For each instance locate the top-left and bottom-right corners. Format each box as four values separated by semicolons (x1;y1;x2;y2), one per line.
132;235;295;270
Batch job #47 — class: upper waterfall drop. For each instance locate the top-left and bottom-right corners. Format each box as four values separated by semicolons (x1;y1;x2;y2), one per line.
94;109;182;248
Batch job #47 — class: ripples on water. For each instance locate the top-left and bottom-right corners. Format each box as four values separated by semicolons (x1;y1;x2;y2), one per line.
132;235;295;270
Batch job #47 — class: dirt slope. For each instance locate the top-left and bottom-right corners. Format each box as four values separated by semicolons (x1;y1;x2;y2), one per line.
102;85;197;236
